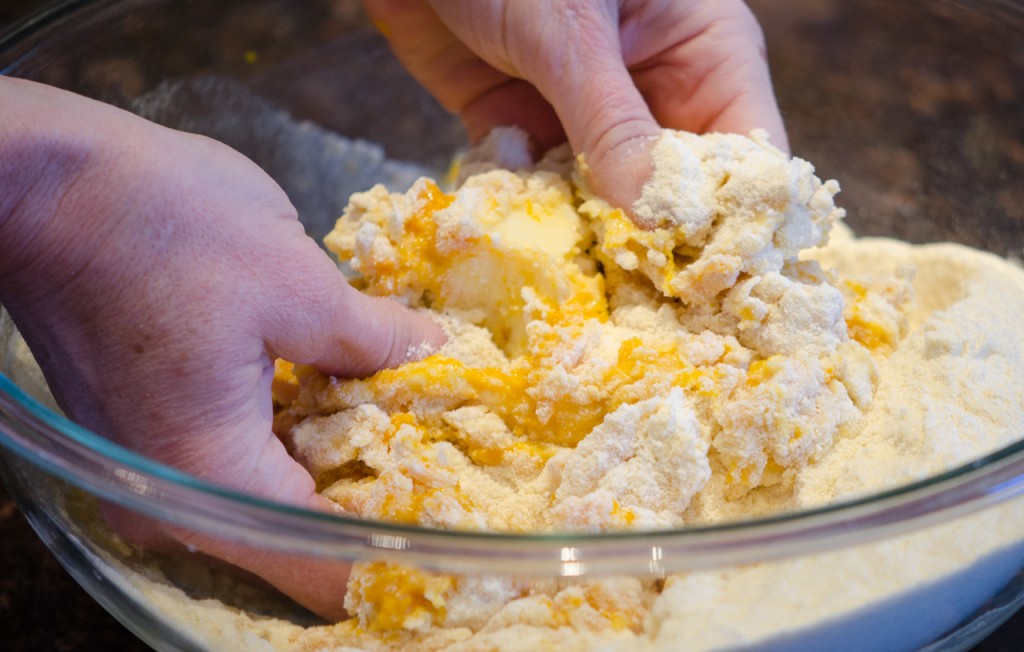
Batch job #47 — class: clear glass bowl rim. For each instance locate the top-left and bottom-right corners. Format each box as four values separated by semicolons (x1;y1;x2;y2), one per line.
6;365;1024;577
3;0;1024;577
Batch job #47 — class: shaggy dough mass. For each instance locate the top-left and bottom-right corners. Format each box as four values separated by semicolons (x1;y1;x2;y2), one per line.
242;128;1024;650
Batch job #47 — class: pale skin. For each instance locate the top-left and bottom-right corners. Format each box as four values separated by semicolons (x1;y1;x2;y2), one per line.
0;0;783;621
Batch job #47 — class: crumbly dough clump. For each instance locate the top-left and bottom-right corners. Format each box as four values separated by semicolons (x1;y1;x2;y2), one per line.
267;128;924;641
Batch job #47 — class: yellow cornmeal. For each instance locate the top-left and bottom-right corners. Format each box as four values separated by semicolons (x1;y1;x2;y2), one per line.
262;128;925;641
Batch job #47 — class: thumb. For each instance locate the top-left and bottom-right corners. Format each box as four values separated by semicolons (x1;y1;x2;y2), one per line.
260;240;446;378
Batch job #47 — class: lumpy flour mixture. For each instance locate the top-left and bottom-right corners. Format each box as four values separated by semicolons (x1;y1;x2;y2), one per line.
86;129;1024;650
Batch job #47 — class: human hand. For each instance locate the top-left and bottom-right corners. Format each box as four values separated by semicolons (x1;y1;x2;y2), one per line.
0;77;444;620
363;0;786;221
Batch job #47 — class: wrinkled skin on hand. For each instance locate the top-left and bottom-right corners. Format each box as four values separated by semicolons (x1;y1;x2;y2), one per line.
0;77;444;620
364;0;787;217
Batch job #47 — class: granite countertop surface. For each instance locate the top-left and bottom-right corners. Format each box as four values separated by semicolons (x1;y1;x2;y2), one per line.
2;0;1024;649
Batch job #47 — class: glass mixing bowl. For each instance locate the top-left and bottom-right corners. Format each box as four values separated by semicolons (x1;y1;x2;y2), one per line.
2;0;1024;650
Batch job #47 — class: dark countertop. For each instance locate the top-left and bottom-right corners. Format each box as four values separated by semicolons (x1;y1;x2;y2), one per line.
2;0;1024;650
1;482;149;651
